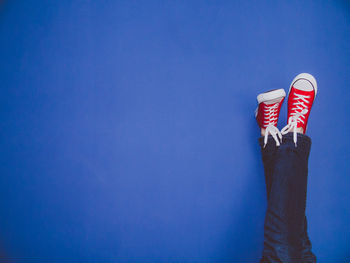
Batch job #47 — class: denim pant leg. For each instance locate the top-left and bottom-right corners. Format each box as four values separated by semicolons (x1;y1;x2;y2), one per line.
259;133;316;263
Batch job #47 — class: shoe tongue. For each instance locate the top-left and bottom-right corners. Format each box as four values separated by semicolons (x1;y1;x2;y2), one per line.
292;86;313;96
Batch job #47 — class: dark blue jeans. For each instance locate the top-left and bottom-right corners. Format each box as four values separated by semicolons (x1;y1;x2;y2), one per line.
259;133;316;263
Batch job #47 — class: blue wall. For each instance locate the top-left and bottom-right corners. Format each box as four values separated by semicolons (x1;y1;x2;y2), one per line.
1;1;350;262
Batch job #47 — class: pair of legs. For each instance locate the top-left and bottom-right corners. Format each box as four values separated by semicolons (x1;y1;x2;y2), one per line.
259;133;316;262
256;73;317;262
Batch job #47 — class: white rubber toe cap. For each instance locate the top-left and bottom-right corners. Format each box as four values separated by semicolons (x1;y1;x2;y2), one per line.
290;73;318;96
257;89;286;104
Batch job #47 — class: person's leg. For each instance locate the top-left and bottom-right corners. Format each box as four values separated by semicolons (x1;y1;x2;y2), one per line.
259;133;316;262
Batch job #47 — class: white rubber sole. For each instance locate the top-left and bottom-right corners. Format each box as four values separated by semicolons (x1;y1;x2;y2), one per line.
289;73;318;97
257;89;286;104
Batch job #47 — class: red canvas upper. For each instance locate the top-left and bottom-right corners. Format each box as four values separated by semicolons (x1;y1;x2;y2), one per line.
287;86;316;132
256;98;284;129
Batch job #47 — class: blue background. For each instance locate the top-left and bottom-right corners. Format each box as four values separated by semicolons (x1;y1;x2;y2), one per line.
1;0;350;262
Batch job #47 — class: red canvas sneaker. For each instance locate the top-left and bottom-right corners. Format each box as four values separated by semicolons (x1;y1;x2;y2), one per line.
281;73;317;146
255;89;286;147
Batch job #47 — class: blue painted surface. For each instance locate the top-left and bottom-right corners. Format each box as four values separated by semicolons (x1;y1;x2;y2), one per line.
0;1;349;262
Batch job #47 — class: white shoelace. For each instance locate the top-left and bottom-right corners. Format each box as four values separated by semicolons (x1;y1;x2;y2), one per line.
264;124;282;147
281;102;309;146
263;103;282;147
